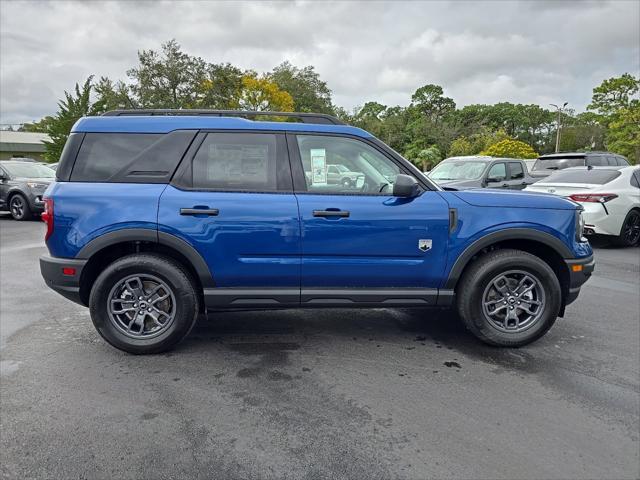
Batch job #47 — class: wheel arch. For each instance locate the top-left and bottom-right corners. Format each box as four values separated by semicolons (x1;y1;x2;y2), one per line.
445;229;572;309
76;228;213;307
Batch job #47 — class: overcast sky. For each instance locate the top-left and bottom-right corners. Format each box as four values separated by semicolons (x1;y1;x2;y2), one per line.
1;0;638;125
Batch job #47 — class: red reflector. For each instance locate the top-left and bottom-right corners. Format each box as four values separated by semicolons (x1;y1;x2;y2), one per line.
62;267;76;276
42;198;54;241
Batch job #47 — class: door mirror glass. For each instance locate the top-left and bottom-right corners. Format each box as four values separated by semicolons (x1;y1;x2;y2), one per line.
393;174;420;197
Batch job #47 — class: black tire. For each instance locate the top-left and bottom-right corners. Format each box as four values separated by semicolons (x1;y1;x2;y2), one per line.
9;194;31;220
613;209;640;247
456;249;561;347
89;253;199;354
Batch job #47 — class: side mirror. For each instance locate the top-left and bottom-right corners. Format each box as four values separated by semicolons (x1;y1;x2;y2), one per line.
393;174;420;197
487;176;505;184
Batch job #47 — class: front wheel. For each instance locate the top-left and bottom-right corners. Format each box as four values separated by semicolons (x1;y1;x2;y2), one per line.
89;254;199;354
456;249;561;347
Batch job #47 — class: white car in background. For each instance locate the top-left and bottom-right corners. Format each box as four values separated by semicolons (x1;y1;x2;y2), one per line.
525;166;640;247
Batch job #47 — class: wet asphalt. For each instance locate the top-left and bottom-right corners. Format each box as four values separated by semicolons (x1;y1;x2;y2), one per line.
1;216;639;480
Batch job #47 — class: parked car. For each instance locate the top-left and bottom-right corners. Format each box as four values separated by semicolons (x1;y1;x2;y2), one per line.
525;166;640;247
40;109;593;354
0;160;55;220
47;162;59;171
326;164;363;187
530;152;629;179
429;156;536;190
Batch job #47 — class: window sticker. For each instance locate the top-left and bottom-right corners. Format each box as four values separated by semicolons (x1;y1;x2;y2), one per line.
208;143;269;185
310;148;327;185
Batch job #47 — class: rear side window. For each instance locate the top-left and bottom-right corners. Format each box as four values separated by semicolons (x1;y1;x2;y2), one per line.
71;133;161;182
587;156;607;166
631;171;640;189
509;162;524;180
190;132;289;191
545;169;621;184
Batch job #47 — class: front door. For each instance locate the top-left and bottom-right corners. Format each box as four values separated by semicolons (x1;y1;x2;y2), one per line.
289;133;450;300
158;131;301;305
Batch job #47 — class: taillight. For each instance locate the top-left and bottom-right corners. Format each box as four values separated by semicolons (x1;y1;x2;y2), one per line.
569;193;618;203
42;198;54;241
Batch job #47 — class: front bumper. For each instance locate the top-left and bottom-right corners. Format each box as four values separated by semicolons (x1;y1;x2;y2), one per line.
564;254;595;306
40;255;88;306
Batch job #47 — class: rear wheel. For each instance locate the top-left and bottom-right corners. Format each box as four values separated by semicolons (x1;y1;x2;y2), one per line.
614;209;640;247
89;254;199;354
9;194;31;220
457;249;561;347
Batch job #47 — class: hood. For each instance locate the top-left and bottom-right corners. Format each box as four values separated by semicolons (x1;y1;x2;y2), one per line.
452;189;577;210
434;179;481;189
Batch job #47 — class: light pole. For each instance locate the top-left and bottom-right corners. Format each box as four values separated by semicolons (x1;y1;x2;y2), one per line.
550;102;568;153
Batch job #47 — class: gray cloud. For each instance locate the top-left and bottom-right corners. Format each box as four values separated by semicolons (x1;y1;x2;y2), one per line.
1;0;638;125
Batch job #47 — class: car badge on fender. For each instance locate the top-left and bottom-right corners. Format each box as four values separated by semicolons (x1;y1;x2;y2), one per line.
419;239;432;252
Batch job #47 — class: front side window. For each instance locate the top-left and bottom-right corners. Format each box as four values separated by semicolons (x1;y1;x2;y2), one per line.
509;162;524;180
295;135;402;194
487;163;507;181
191;132;283;191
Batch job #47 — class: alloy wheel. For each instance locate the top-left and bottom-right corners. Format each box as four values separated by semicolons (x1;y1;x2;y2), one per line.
107;274;176;339
10;196;25;219
622;211;640;246
481;269;546;333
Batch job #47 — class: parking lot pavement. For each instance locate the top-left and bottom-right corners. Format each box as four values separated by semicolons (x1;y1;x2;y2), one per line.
0;216;638;480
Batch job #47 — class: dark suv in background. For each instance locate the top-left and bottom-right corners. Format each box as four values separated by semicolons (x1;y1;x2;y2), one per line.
531;152;629;179
429;156;536;190
0;161;55;220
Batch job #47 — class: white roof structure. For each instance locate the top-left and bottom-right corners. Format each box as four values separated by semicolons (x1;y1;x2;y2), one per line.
0;130;50;153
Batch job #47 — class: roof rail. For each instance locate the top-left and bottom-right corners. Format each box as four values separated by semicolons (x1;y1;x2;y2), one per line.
102;109;345;125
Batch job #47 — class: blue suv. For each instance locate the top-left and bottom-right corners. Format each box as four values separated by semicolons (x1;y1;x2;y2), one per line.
40;110;594;354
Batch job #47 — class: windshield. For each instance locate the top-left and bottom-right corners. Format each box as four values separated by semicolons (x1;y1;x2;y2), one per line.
543;169;621;185
430;161;487;181
533;157;585;171
3;162;55;178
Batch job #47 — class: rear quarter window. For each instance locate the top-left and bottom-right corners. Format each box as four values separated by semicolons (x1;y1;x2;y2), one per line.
533;157;585;171
70;132;196;183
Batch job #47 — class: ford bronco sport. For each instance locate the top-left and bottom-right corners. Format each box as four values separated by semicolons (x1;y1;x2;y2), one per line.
40;110;594;354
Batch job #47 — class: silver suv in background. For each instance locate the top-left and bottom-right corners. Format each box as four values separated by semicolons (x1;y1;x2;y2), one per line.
428;156;536;190
531;152;629;179
0;161;55;220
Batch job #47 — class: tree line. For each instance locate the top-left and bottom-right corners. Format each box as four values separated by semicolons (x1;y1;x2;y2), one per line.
23;40;639;166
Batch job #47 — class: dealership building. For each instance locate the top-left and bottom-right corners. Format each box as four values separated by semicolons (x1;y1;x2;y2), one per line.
0;130;50;161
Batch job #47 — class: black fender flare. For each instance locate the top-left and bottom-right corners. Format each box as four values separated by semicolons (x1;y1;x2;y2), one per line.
444;228;574;289
77;228;214;288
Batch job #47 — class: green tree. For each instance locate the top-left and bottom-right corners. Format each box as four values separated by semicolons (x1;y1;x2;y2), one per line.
606;104;640;163
127;39;207;108
415;145;442;171
480;139;538;159
410;84;456;123
196;63;244;109
268;61;333;113
588;73;639;117
448;136;473;156
236;74;294;112
39;77;105;162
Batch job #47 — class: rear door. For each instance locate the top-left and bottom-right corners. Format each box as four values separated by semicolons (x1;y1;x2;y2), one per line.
289;133;450;302
158;131;301;306
506;162;528;189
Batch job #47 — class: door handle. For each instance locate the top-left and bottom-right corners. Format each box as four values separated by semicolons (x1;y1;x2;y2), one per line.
502;183;509;188
313;209;350;218
180;208;219;216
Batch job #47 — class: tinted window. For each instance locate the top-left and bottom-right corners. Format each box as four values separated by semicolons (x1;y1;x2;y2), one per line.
295;135;402;194
487;163;506;181
533;157;585;171
71;133;160;182
191;132;283;191
631;171;640;189
509;162;524;180
616;156;629;166
544;169;621;184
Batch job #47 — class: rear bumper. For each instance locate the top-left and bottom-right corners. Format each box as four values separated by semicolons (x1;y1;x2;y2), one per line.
565;254;595;306
40;255;87;306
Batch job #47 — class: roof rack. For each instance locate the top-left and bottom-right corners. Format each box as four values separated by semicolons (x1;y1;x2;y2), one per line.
102;109;345;125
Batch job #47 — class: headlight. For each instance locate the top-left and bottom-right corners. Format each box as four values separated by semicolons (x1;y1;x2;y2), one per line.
575;208;586;242
26;182;47;189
